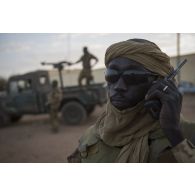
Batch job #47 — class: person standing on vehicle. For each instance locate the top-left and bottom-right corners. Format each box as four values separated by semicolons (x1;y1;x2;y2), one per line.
71;47;99;86
47;80;62;133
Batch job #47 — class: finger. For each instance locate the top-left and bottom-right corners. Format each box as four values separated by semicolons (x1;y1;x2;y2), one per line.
146;80;181;102
146;89;166;103
146;79;183;106
147;81;167;96
162;80;177;91
161;85;174;94
148;80;164;92
150;80;178;94
161;80;182;101
152;78;178;91
149;84;179;100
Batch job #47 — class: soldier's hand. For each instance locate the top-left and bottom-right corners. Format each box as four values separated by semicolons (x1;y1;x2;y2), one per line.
145;79;184;146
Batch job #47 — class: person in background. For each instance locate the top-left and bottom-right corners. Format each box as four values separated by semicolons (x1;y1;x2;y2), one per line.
71;46;98;86
47;80;62;133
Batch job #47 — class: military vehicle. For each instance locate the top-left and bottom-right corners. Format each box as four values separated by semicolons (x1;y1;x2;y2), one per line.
0;68;107;127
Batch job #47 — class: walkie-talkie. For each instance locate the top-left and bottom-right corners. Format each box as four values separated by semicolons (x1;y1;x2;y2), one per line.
144;59;187;120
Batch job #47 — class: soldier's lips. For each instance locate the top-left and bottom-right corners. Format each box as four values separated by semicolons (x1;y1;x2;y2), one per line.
111;98;127;107
111;100;129;110
111;95;125;102
111;96;135;109
112;99;124;103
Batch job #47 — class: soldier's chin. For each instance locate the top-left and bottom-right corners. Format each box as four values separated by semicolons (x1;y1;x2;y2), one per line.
111;100;129;110
111;99;139;110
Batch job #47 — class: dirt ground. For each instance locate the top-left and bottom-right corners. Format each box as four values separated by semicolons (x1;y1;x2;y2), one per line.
0;94;195;163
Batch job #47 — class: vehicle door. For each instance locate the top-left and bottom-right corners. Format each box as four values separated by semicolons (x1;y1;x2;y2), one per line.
9;79;39;114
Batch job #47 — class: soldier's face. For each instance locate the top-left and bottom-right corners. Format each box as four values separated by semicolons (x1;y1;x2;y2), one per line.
106;57;157;110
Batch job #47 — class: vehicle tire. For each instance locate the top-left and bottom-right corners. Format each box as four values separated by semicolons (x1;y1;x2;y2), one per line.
0;110;10;127
10;114;22;123
61;101;87;125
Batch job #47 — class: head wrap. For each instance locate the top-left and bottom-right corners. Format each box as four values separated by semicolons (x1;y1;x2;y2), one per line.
105;39;174;77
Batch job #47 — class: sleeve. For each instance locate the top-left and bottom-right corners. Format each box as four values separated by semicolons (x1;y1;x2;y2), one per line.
171;139;195;162
67;149;81;163
67;125;99;163
90;54;98;61
180;120;195;144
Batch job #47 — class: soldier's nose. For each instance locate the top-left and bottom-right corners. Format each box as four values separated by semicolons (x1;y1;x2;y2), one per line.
114;77;127;92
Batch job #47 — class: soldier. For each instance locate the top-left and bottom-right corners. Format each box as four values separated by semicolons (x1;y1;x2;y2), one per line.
47;80;62;133
71;47;99;86
68;38;195;163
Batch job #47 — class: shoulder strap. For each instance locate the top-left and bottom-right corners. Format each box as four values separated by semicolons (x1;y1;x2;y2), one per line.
148;129;172;162
78;125;99;154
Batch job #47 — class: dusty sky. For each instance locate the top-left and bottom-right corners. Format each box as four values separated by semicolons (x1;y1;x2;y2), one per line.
0;33;195;78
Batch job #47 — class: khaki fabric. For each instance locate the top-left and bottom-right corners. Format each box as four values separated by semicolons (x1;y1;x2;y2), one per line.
49;109;59;131
78;69;93;86
91;100;160;162
172;139;195;162
47;88;62;131
105;39;174;77
47;88;62;110
67;121;195;163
